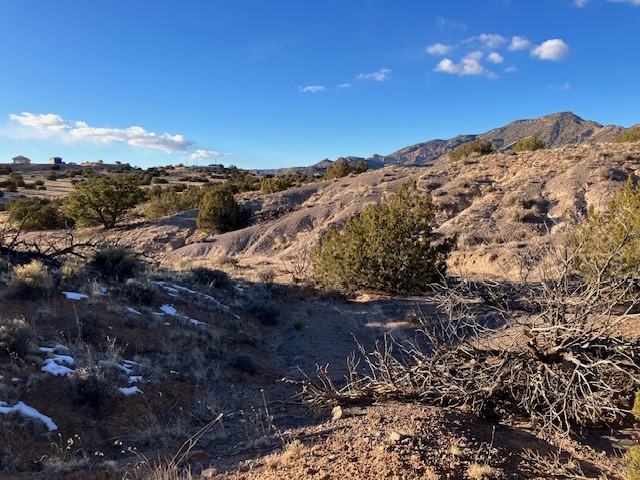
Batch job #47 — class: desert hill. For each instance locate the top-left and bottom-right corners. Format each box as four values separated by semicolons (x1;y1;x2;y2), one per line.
157;141;640;280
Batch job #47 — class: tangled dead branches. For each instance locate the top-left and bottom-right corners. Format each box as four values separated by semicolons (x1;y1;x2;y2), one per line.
293;241;640;438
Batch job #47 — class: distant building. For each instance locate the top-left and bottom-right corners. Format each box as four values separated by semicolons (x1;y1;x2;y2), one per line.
12;155;31;164
49;157;63;165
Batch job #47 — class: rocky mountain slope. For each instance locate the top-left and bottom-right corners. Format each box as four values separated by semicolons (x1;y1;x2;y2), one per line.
275;112;626;174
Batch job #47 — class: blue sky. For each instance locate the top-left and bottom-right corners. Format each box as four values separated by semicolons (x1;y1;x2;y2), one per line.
1;0;639;169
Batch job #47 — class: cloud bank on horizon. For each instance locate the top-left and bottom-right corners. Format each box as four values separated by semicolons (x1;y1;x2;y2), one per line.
8;112;224;160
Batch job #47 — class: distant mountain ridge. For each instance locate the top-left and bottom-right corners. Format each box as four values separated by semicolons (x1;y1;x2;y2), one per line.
267;112;627;175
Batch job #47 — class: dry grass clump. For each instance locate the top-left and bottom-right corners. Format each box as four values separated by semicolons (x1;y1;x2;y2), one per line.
7;259;55;299
0;317;34;361
466;463;496;479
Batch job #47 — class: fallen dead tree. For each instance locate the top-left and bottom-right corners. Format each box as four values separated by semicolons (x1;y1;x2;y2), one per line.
294;241;640;437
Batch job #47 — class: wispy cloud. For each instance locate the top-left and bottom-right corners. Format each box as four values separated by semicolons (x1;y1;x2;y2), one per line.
337;83;351;89
357;67;392;82
8;112;195;153
548;82;571;90
426;43;453;55
531;39;570;61
435;51;496;78
299;85;326;93
190;149;224;160
505;66;518;73
508;36;532;51
476;33;507;49
436;18;468;31
573;0;640;7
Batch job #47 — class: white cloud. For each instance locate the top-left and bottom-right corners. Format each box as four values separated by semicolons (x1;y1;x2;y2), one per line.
426;43;453;55
477;33;507;49
609;0;640;4
508;36;532;51
531;39;570;61
487;52;504;64
337;83;351;89
8;112;194;153
190;149;224;160
299;85;325;93
505;66;518;73
435;51;496;78
357;67;392;82
548;82;571;90
573;0;589;6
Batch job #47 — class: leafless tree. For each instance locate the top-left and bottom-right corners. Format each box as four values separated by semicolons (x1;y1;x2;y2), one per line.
292;237;640;438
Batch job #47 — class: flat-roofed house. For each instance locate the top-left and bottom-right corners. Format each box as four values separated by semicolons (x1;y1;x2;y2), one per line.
12;155;31;164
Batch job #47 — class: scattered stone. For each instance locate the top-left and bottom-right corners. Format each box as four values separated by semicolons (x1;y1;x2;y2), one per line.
201;467;218;478
332;405;344;421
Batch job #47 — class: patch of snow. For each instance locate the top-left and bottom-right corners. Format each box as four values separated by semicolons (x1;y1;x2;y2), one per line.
118;386;143;396
234;286;245;293
164;322;171;326
126;307;142;315
128;376;142;383
11;377;20;382
42;358;74;376
0;401;58;431
160;305;177;316
62;291;88;300
100;286;108;294
38;347;55;353
190;318;206;326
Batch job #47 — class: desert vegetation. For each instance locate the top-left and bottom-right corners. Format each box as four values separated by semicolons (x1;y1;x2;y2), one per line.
312;181;454;294
2;139;640;479
615;126;640;143
514;136;545;152
449;139;494;161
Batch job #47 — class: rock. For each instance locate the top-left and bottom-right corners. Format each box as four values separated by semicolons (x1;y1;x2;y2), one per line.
388;431;411;443
201;468;218;478
331;405;343;421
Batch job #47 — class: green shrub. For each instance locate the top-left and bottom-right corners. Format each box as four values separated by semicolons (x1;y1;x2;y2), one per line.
449;139;494;161
615;126;640;144
569;177;640;282
144;187;200;221
196;187;250;233
324;160;353;180
0;165;12;175
8;260;55;300
63;173;146;228
626;446;640;480
633;390;640;420
312;181;454;294
189;267;232;290
91;247;140;280
514;137;545;152
260;176;291;194
7;197;70;231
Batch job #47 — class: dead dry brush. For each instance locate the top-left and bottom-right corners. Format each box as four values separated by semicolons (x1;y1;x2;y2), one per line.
294;240;640;438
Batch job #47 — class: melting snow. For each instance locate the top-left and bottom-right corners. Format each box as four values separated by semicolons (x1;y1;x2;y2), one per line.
160;305;177;316
126;307;142;315
190;318;206;326
62;291;88;300
0;401;58;431
40;347;75;376
118;386;143;396
128;376;142;383
154;281;230;310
